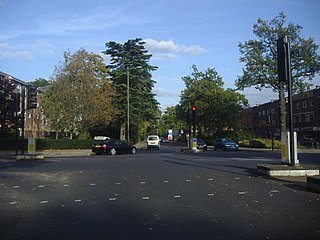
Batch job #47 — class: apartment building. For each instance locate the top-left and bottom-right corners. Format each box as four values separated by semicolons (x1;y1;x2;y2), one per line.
245;87;320;147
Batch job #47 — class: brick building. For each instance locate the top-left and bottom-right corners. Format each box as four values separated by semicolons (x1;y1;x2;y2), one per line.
245;87;320;147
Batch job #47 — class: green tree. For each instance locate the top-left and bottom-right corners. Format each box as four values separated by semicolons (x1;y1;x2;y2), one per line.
28;78;50;87
235;12;320;132
162;106;186;131
103;38;160;142
180;65;247;136
42;49;114;139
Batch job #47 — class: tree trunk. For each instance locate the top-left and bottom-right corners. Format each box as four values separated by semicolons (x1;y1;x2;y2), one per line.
120;123;126;140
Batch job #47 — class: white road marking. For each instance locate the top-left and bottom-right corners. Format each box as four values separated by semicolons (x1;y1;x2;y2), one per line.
89;183;96;186
238;191;246;195
9;201;17;205
116;182;121;185
74;199;82;202
208;193;215;196
140;181;146;184
13;185;20;189
38;185;45;188
186;179;191;182
208;178;214;181
40;200;48;204
109;197;117;201
142;196;150;200
163;180;169;183
174;195;181;198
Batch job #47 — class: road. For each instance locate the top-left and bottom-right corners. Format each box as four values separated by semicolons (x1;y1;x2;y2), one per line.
0;144;319;240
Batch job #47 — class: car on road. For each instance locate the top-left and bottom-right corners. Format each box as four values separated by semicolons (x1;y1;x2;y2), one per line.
214;138;239;151
147;135;160;150
197;138;207;151
161;137;170;143
92;138;137;155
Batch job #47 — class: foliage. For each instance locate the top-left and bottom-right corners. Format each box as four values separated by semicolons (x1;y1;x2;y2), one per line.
238;138;281;149
179;65;248;136
41;48;114;138
0;75;17;137
162;106;186;131
28;78;50;87
236;12;320;93
103;38;160;141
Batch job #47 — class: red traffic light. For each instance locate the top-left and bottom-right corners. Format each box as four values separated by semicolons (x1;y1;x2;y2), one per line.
192;106;196;111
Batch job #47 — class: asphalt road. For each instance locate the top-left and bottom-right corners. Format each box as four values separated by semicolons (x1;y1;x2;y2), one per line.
0;145;319;240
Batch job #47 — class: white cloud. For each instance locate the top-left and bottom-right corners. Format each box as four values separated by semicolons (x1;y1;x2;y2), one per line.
144;38;207;60
0;42;34;60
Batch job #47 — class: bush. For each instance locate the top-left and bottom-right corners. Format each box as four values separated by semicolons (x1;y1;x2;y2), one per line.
239;138;281;149
0;138;95;150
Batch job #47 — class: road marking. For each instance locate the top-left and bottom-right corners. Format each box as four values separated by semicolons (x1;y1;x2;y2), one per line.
238;191;246;195
115;182;121;185
142;196;150;200
89;183;96;186
186;179;191;182
270;189;279;193
40;200;48;204
174;195;181;198
140;181;146;184
38;185;45;188
13;185;20;189
74;199;82;202
163;180;169;183
9;201;17;205
64;184;69;187
208;178;214;181
109;197;117;201
208;193;215;196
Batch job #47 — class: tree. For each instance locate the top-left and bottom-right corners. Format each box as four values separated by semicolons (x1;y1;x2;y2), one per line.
28;78;50;87
0;74;16;137
42;49;114;138
103;38;160;142
236;12;320;132
180;65;247;136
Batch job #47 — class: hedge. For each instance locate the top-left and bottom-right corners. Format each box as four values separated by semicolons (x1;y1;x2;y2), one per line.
0;139;95;151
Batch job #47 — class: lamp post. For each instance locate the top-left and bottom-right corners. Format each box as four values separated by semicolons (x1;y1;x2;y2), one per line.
127;69;130;143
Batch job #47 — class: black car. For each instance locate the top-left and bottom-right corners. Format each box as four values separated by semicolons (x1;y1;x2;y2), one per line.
92;138;137;155
214;138;239;151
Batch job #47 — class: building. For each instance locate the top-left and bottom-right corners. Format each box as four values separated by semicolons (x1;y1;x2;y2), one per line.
245;87;320;147
0;71;51;139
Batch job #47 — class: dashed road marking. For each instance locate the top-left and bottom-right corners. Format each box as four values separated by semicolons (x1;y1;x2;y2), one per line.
13;185;20;189
140;181;146;184
142;196;150;200
174;195;181;198
109;197;117;201
74;199;82;202
208;178;214;181
40;200;48;204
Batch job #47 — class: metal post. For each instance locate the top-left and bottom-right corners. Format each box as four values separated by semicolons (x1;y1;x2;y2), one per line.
15;92;20;156
21;89;25;155
127;69;130;143
284;36;296;166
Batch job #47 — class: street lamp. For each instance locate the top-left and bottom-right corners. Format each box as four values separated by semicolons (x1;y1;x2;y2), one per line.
127;66;142;143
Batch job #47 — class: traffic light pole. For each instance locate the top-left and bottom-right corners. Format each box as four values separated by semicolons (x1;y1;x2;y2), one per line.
21;89;25;155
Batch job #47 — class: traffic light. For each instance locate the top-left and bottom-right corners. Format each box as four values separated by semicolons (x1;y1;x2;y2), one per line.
277;36;289;83
27;85;37;109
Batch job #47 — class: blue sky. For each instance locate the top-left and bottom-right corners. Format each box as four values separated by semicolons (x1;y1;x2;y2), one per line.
1;0;320;110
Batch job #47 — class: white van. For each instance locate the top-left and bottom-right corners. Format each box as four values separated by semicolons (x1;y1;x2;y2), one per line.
147;135;160;150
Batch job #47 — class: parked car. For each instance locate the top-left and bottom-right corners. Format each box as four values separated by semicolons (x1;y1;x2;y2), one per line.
197;138;207;151
214;138;239;151
92;138;137;155
161;137;170;143
147;135;160;150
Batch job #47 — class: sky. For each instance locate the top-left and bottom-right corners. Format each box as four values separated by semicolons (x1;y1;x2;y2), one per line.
1;0;320;111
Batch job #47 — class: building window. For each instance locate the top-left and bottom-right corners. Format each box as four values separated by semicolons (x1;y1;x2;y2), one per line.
310;100;314;107
305;113;313;123
302;101;307;108
296;102;301;109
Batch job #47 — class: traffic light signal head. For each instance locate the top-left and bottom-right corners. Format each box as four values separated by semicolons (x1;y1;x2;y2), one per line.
27;85;37;109
192;106;196;111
